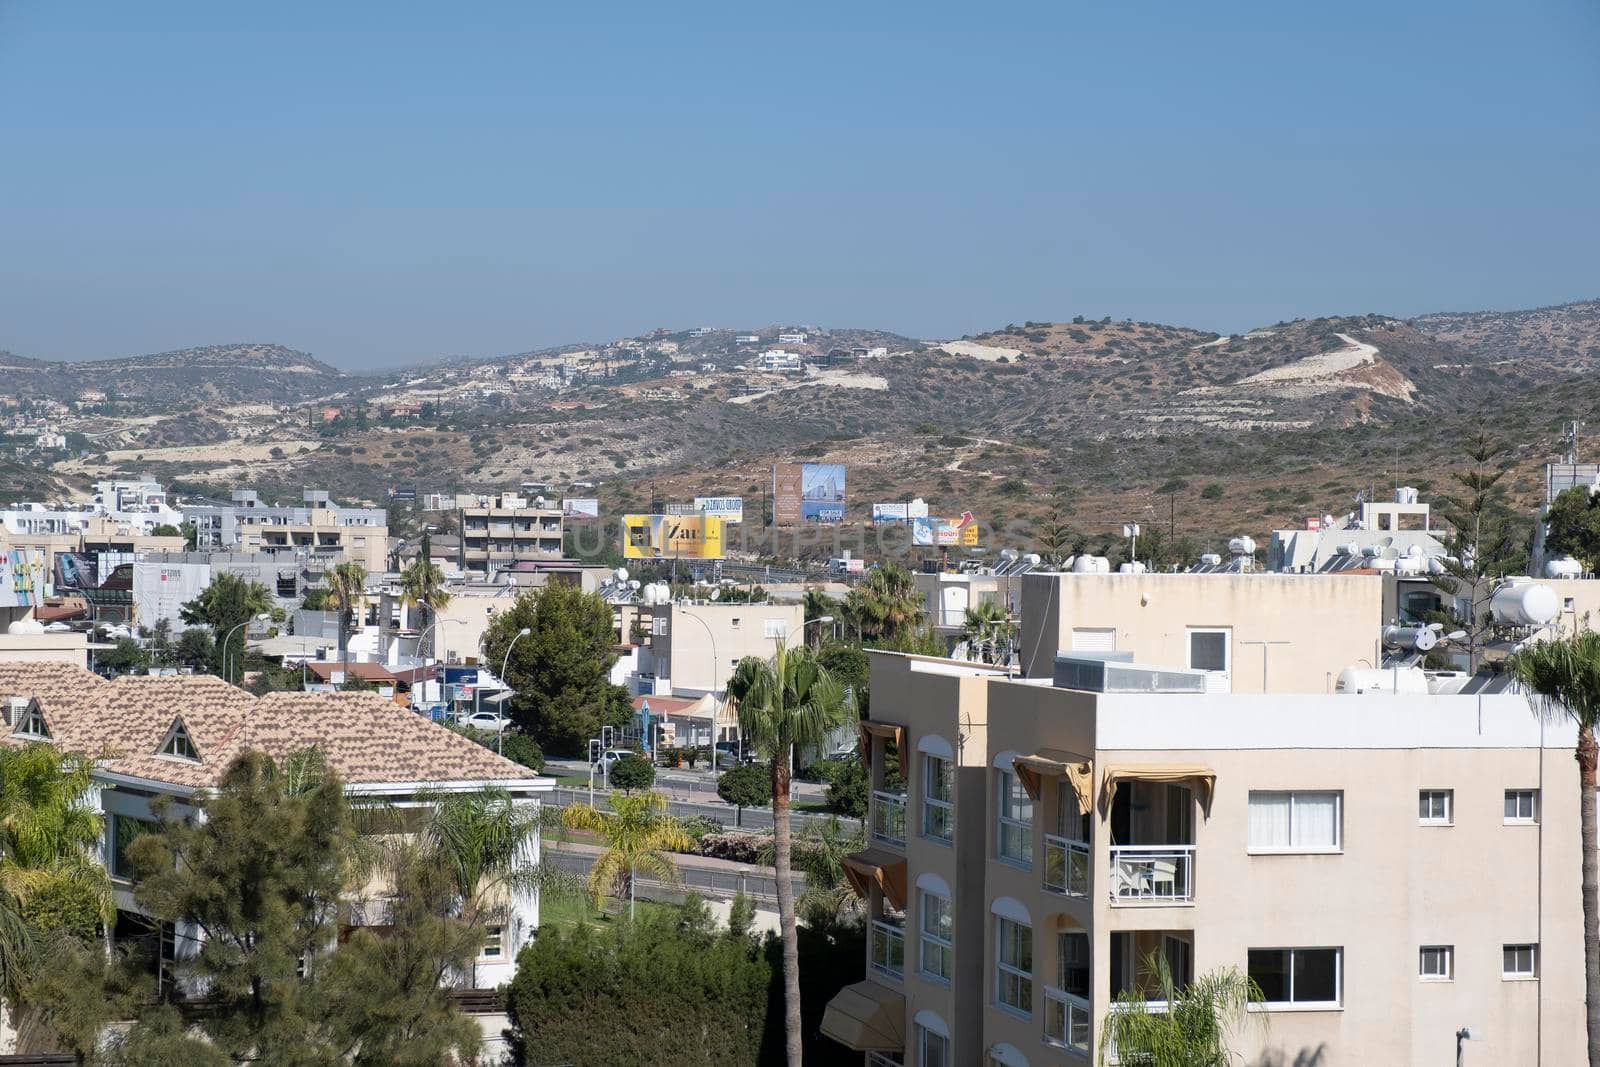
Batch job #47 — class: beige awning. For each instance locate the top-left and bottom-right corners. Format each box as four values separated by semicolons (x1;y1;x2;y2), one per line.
1048;909;1088;932
1013;749;1094;814
857;719;905;759
1099;764;1216;817
820;979;906;1052
842;848;908;912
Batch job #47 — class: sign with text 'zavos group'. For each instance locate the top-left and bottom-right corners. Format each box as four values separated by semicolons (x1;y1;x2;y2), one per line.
694;496;744;523
622;514;725;559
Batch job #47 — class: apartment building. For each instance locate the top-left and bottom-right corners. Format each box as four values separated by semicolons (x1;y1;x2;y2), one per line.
183;490;389;573
915;570;1022;647
457;492;564;575
826;651;1582;1066
1017;571;1383;692
0;664;551;994
628;601;805;698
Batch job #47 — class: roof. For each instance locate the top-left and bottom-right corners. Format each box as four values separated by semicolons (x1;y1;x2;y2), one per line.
304;660;400;684
0;664;535;792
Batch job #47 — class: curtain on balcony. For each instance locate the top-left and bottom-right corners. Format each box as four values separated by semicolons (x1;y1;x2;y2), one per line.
1013;749;1093;814
1098;764;1216;818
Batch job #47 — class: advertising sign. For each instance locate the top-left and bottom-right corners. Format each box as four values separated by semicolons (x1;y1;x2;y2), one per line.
0;550;47;608
872;498;930;525
694;496;745;523
911;512;980;547
772;464;802;525
54;552;99;592
622;514;725;559
772;463;846;525
562;498;600;518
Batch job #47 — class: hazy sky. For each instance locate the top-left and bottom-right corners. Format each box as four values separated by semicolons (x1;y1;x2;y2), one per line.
2;1;1597;370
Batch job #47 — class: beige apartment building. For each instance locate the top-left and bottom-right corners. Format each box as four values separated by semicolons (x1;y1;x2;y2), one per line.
457;493;564;575
825;651;1583;1067
1018;572;1383;693
184;490;389;573
633;601;806;696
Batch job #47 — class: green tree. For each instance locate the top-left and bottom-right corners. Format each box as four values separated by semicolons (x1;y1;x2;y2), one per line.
1033;484;1080;568
174;628;216;672
325;561;369;684
823;756;869;818
482;584;632;754
962;599;1014;664
561;792;691;917
759;815;863;929
608;753;655;793
98;637;150;677
149;523;182;538
1200;481;1225;501
717;763;771;827
1544;485;1600;572
727;643;853;1067
0;745;114;941
179;571;272;682
842;563;923;644
398;552;451;659
301;587;330;611
1508;631;1600;1065
1098;952;1265;1067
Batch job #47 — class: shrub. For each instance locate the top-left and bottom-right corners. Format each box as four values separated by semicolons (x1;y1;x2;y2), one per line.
694;831;770;863
717;764;772;824
499;732;544;772
608;754;655;793
1201;482;1225;501
824;758;869;818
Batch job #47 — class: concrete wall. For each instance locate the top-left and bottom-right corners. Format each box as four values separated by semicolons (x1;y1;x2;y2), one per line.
0;631;89;666
653;603;805;694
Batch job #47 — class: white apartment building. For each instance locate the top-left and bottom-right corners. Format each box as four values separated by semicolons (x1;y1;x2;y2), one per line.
825;651;1583;1066
183;489;389;573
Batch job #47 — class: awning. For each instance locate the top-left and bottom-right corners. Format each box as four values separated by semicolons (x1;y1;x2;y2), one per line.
842;848;908;912
857;719;905;759
1099;764;1216;818
1048;909;1087;932
820;979;906;1052
1013;749;1094;814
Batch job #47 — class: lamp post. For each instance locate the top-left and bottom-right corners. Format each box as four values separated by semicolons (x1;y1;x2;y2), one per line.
679;611;721;767
496;627;531;756
411;617;457;712
222;613;270;685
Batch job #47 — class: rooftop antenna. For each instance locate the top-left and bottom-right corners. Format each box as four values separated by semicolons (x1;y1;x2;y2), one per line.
1565;419;1584;465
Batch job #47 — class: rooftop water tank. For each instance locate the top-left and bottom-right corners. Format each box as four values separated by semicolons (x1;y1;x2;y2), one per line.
1545;556;1584;580
1118;561;1147;574
6;617;45;636
1337;542;1361;556
1072;555;1110;574
1022;553;1041;566
1199;553;1222;566
1382;623;1438;652
1393;556;1424;576
1336;665;1430;695
1228;536;1256;556
1490;578;1559;627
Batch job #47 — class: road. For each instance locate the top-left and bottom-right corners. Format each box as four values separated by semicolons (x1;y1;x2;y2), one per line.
544;841;797;903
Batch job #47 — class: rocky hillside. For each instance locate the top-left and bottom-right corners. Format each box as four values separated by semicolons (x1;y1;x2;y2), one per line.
2;343;348;403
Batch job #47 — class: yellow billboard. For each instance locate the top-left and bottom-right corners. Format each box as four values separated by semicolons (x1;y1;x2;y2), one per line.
622;514;725;559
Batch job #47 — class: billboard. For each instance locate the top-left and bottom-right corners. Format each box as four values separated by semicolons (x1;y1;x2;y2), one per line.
694;496;745;524
912;512;980;547
772;463;846;524
0;549;47;608
622;514;725;559
54;552;99;592
872;498;930;524
562;498;600;519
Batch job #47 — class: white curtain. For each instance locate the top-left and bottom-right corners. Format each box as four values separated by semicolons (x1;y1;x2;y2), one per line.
1248;793;1291;848
1293;792;1339;847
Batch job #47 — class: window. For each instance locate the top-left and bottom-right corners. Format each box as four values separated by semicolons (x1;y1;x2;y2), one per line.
1503;943;1539;979
1058;931;1090;997
1187;628;1231;692
1248;948;1342;1007
158;720;200;762
1070;627;1115;652
918;1027;950;1067
14;701;49;739
1419;945;1453;981
1505;789;1539;824
919;891;953;983
923;755;954;842
996;770;1033;866
110;814;157;881
1419;790;1453;826
995;917;1033;1016
762;618;787;639
1248;791;1342;851
482;925;503;959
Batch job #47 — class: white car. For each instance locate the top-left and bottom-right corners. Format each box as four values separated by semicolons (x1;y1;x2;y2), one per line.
463;711;510;732
592;748;632;773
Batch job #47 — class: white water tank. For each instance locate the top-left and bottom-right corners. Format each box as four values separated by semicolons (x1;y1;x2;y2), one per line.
1336;665;1430;695
1228;536;1256;556
1396;486;1419;504
1072;555;1110;574
1393;556;1423;576
1022;553;1041;566
1382;624;1438;652
1118;561;1147;574
1199;553;1222;566
6;617;45;636
1545;556;1584;580
1490;578;1559;626
1337;542;1361;556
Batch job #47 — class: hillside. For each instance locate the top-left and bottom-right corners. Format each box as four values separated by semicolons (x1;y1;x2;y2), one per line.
1412;298;1600;374
0;343;348;403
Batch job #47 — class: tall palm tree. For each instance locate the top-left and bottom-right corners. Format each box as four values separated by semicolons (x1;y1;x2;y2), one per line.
759;814;864;929
844;563;923;644
1508;630;1600;1065
1099;951;1264;1067
0;744;114;938
728;642;852;1067
400;557;451;659
326;561;369;683
802;588;839;647
962;600;1014;664
561;791;690;919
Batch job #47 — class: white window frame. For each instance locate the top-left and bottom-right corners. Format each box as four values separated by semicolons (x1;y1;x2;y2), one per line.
1503;943;1539;980
762;618;787;639
1505;789;1539;825
1248;947;1343;1010
996;770;1033;868
922;754;954;844
14;701;50;739
482;924;503;959
917;1026;950;1067
1186;627;1232;692
1419;945;1453;981
994;916;1033;1019
919;890;953;985
1247;790;1343;853
1418;789;1453;826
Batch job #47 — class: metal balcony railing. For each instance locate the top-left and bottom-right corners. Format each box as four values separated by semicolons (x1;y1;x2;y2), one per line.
1108;846;1194;904
869;919;904;978
1044;833;1091;897
871;790;906;846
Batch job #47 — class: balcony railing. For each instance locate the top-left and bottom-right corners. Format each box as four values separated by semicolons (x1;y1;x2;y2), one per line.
1105;999;1170;1063
871;790;907;846
869;920;905;978
1109;846;1194;905
1044;986;1091;1055
1044;834;1091;897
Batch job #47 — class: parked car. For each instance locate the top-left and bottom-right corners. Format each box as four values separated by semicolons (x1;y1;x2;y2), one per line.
592;748;632;773
714;741;756;766
463;711;510;732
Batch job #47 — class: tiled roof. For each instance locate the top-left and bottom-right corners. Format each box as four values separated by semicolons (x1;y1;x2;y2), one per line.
304;660;400;684
0;666;535;792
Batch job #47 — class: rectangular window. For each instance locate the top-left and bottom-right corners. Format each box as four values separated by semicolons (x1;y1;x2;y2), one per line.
1248;791;1342;851
918;1027;949;1067
919;892;953;983
1070;627;1116;652
110;814;157;881
1418;790;1453;825
996;770;1033;866
1058;931;1090;998
922;755;954;842
995;916;1033;1016
482;925;503;959
1188;627;1231;692
1505;790;1539;824
1419;945;1453;981
762;618;787;639
1247;947;1342;1007
1503;943;1539;979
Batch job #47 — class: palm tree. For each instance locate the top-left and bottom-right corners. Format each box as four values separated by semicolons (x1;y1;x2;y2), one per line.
1099;951;1264;1067
844;563;923;644
561;792;691;919
759;815;863;929
802;588;839;647
326;561;369;682
962;600;1014;664
727;642;853;1067
399;556;451;659
1508;630;1600;1065
0;745;115;939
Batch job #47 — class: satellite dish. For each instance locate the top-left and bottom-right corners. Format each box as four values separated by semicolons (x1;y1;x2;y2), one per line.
709;588;720;601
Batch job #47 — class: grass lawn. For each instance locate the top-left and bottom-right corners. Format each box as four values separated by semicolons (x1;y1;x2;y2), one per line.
539;893;679;933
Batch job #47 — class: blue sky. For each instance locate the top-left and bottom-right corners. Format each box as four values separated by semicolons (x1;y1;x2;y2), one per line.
2;1;1597;369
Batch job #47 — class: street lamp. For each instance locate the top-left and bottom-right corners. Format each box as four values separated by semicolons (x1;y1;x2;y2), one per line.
679;611;721;766
1455;1027;1481;1067
496;627;531;756
411;617;458;712
222;613;271;685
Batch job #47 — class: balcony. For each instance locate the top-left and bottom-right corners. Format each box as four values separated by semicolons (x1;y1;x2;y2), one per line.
870;790;906;847
1109;846;1194;905
1043;834;1091;898
869;919;905;979
1044;986;1091;1056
